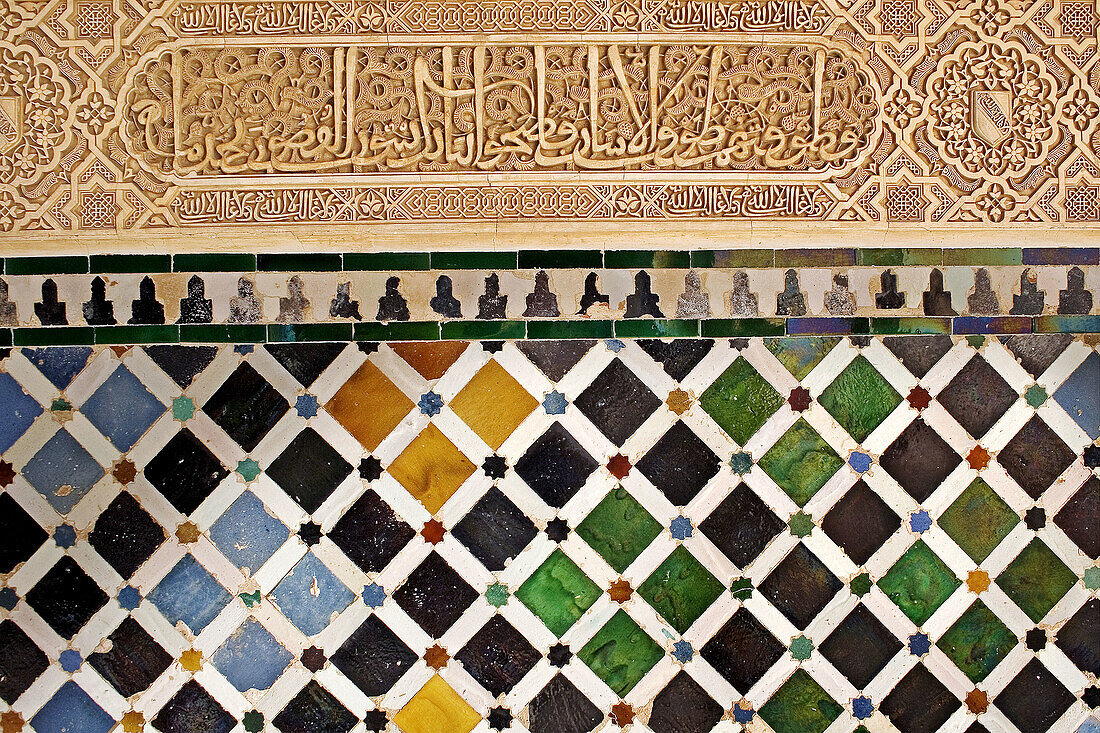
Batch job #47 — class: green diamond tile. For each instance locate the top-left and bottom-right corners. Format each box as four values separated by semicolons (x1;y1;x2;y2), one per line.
700;357;785;445
766;337;841;380
878;540;961;625
576;488;662;574
937;601;1017;682
758;419;844;506
759;669;844;733
516;549;601;637
938;478;1020;563
818;355;902;442
637;545;725;634
578;609;663;696
996;539;1078;623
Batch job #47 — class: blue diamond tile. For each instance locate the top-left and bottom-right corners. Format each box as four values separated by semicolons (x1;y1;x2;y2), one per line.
1055;351;1099;439
29;681;114;733
22;347;93;390
148;555;231;635
0;372;42;453
211;618;292;692
22;430;104;514
80;366;165;451
272;551;354;636
209;491;289;573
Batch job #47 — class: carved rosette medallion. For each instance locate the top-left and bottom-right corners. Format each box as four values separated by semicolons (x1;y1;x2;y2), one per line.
0;43;73;187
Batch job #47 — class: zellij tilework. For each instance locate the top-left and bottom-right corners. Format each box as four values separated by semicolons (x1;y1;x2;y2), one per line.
0;324;1097;733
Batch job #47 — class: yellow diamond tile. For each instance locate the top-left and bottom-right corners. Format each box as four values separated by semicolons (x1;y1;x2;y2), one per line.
325;360;413;451
387;424;476;514
394;675;480;733
449;360;538;449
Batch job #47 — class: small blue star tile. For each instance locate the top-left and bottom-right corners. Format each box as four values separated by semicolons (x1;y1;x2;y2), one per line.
543;391;567;415
362;582;386;609
59;649;82;673
53;524;76;548
909;510;932;533
848;451;872;473
117;585;141;611
295;394;319;419
418;391;443;416
670;516;693;540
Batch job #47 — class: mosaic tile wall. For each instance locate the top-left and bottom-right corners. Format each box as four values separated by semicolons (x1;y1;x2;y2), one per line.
0;307;1097;732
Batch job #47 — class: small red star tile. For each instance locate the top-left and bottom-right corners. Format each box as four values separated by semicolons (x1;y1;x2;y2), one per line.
610;702;635;727
421;519;446;544
301;646;327;672
965;688;988;714
606;454;631;480
788;386;812;412
424;644;449;670
0;460;14;488
907;386;932;411
608;579;633;603
1;711;24;733
112;458;137;485
966;446;990;470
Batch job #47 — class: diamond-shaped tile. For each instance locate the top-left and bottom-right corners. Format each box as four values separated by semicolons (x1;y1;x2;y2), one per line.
936;356;1017;438
936;600;1017;687
388;424;475;515
153;680;235;733
578;609;662;696
576;487;661;573
938;478;1020;563
515;341;594;382
760;543;841;629
1055;476;1099;559
700;607;786;693
759;669;843;733
884;335;953;378
527;674;603;733
819;355;902;442
80;365;165;451
999;415;1077;499
332;614;418;695
1002;334;1074;377
1055;597;1099;676
144;429;228;515
148;554;230;635
89;491;165;578
515;423;598;509
393;675;479;733
26;556;107;639
22;429;105;514
1054;350;1099;439
880;664;960;733
329;489;415;573
264;342;345;387
22;347;92;389
391;342;469;381
394;552;477;638
575;359;661;447
700;357;784;445
267;428;352;514
452;487;537;572
0;492;46;574
0;619;48;704
819;604;902;689
203;362;289;451
647;671;723;733
209;490;289;573
821;480;900;566
766;337;840;380
638;339;714;381
451;359;538;449
30;681;115;733
516;549;601;637
993;658;1075;733
326;359;414;452
456;615;541;696
638;545;724;634
144;345;218;388
878;540;961;626
758;419;843;507
86;617;171;697
272;551;355;636
996;538;1077;623
0;372;42;453
699;485;785;569
636;421;721;506
880;418;961;502
211;618;292;692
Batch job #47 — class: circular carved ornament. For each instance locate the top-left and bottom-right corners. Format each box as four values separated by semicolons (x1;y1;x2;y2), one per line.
0;43;74;187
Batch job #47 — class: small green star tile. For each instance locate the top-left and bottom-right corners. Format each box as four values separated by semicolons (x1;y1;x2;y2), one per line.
637;545;724;634
576;487;662;574
578;609;663;696
996;538;1078;623
700;357;785;445
878;540;961;625
759;669;843;733
516;549;601;637
818;355;902;442
759;419;843;507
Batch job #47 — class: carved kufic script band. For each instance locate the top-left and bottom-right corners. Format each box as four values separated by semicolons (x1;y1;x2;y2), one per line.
121;42;879;179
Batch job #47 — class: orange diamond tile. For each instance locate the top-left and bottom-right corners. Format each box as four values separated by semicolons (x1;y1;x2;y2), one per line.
449;360;538;449
388;424;476;514
391;342;470;381
393;675;480;733
325;359;413;451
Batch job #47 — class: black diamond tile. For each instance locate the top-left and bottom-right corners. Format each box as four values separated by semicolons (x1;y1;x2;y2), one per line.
648;671;723;733
515;341;595;382
0;620;48;704
880;418;961;502
89;492;165;579
329;489;415;573
636;421;721;506
144;345;218;388
273;680;357;733
145;429;229;515
203;362;289;451
452;487;537;571
819;604;902;689
1002;334;1074;378
527;673;602;733
637;339;715;382
1055;476;1099;559
26;556;108;639
1055;598;1099;676
515;423;598;508
884;335;954;377
880;664;960;733
575;359;661;446
264;343;346;387
393;552;478;638
87;617;172;697
699;485;785;569
822;480;901;566
153;679;236;733
998;416;1075;499
701;607;785;693
994;658;1074;733
0;492;46;574
456;615;541;696
937;356;1017;437
759;544;841;630
267;428;352;514
331;615;417;696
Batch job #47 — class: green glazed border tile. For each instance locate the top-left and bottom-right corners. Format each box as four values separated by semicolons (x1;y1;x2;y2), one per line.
1034;315;1100;333
441;320;526;340
268;323;354;342
604;250;690;269
354;321;440;341
0;328;12;347
775;249;856;268
6;256;88;275
613;319;699;338
701;319;786;337
518;250;602;269
700;249;775;268
95;325;179;344
857;249;943;266
257;253;343;271
526;320;613;339
180;324;267;343
90;254;171;274
343;253;431;271
430;252;518;270
13;327;95;346
173;254;257;272
871;317;952;334
942;248;1022;266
